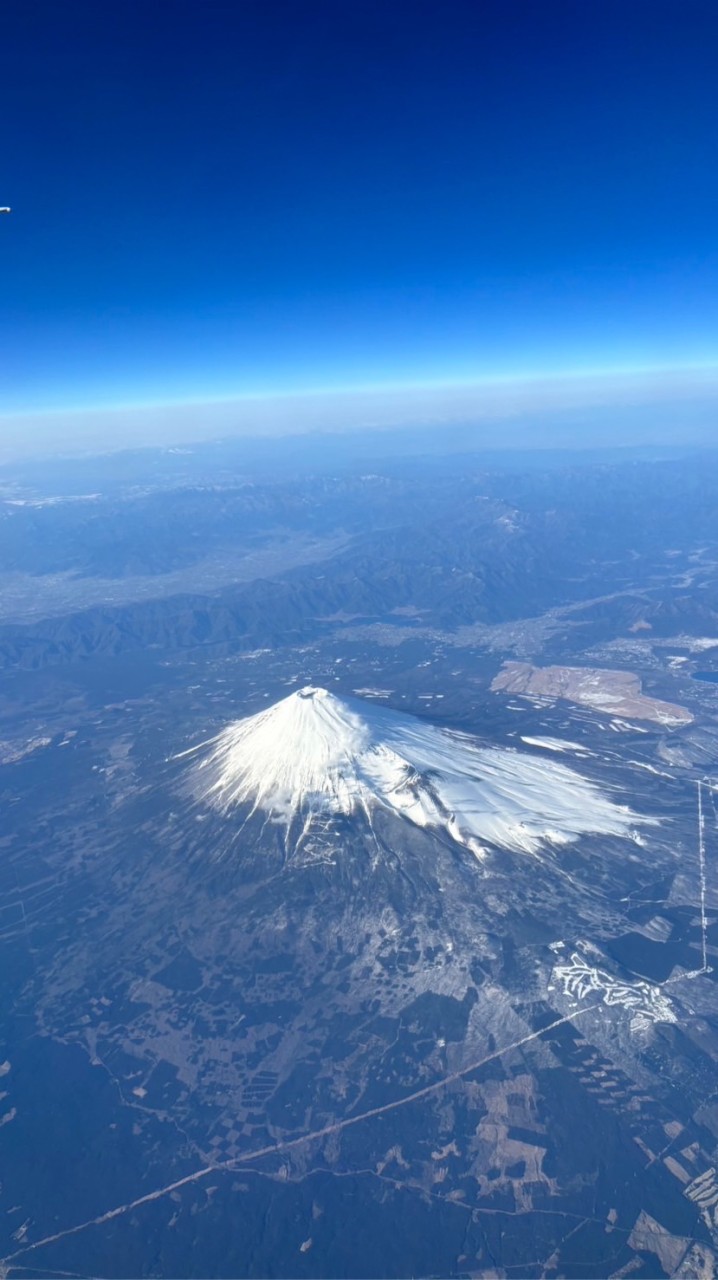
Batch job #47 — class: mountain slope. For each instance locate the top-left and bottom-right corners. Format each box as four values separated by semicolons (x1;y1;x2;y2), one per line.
185;686;643;855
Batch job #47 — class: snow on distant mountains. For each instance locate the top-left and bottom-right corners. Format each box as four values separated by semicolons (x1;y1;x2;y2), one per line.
185;686;643;855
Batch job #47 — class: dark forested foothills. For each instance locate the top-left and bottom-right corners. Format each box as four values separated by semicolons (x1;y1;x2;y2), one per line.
2;442;718;1277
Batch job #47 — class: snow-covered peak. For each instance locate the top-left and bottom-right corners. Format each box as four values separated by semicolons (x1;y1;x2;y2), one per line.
201;685;374;817
186;687;644;855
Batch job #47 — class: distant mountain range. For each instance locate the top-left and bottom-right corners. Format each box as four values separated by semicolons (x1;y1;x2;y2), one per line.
2;449;718;671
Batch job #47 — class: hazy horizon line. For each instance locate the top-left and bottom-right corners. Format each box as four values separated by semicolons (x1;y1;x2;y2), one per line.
2;363;718;463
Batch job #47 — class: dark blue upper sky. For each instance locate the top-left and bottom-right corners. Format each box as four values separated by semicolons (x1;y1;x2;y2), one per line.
2;0;718;412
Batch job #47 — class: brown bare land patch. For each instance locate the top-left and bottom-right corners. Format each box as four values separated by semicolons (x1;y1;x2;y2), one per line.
491;661;693;726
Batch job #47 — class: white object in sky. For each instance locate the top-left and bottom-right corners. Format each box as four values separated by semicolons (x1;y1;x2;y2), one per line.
0;208;11;214
184;686;644;856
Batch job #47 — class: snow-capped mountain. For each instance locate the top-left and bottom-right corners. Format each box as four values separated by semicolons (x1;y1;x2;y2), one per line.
184;686;642;855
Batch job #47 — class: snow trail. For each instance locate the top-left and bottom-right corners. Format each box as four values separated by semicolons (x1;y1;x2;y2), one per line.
698;780;709;971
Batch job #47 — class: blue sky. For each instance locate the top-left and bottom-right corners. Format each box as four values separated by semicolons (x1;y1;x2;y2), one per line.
2;0;718;424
